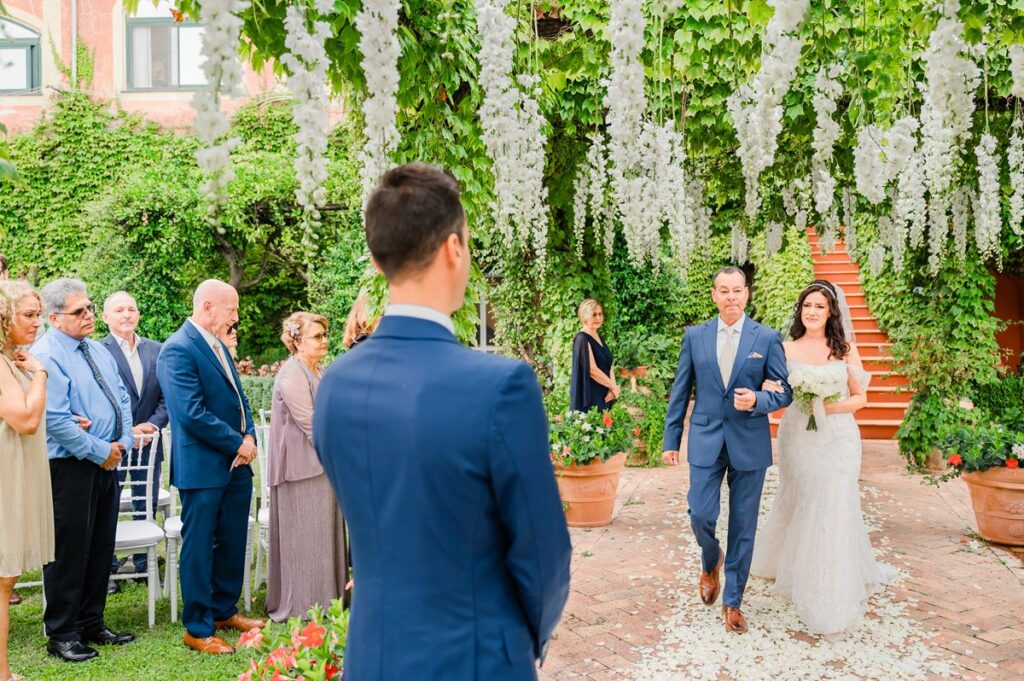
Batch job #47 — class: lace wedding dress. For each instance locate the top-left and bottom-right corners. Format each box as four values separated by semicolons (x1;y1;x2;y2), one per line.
751;360;897;635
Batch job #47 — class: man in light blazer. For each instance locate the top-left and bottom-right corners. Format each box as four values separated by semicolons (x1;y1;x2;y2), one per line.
313;163;572;681
662;266;792;635
157;280;265;655
101;291;168;580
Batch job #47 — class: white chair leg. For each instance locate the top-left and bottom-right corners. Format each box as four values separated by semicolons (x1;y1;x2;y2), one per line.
148;547;157;628
253;523;263;592
169;539;178;623
243;532;252;613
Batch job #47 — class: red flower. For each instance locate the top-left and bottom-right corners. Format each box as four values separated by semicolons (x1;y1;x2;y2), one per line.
633;427;642;437
325;661;342;679
1007;458;1020;469
238;627;263;649
602;413;613;427
267;645;297;669
297;620;326;648
237;671;252;681
946;454;963;466
562;445;571;456
270;671;288;681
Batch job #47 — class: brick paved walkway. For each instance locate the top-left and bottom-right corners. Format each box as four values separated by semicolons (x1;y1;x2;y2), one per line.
539;440;1024;680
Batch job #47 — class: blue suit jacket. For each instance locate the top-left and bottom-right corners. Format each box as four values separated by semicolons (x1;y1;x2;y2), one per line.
313;316;572;681
157;321;255;490
101;334;168;458
662;317;792;471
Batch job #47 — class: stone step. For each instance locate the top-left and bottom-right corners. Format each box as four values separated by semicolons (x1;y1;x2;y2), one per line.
868;385;914;402
868;371;909;388
770;417;903;440
855;330;889;344
859;343;894;360
814;263;861;275
863;358;895;372
859;402;911;421
853;319;882;332
814;252;857;264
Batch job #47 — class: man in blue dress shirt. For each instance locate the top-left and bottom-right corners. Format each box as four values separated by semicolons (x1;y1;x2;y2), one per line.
314;164;572;681
32;278;136;663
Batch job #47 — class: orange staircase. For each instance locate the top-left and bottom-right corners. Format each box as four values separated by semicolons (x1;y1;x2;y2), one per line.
769;227;910;440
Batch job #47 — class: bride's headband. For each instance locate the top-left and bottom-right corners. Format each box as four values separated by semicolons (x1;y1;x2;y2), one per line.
805;281;837;297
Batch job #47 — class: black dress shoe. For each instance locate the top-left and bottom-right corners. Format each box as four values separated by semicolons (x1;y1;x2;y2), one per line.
106;578;120;595
46;639;99;662
84;628;135;646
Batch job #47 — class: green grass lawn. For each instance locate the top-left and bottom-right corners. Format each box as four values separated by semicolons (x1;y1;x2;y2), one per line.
9;572;276;680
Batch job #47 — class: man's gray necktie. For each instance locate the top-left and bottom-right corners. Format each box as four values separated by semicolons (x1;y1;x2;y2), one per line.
719;327;736;387
78;340;122;441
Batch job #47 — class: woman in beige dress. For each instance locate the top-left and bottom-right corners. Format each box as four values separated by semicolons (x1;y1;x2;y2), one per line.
0;281;53;681
265;312;348;621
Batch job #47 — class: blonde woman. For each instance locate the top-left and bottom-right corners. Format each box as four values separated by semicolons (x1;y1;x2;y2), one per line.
266;312;348;621
0;281;53;681
570;299;619;413
342;295;380;349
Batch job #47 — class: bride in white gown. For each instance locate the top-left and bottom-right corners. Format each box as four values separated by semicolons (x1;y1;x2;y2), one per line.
751;280;896;637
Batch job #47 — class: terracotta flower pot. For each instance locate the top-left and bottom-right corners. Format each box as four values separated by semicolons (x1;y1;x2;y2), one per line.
632;366;648;378
626;439;648;467
617;368;633;378
923;449;947;474
962;467;1024;546
554;452;627;527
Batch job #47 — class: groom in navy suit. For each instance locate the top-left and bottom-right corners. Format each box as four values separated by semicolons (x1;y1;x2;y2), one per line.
314;163;571;681
662;266;792;634
157;280;265;654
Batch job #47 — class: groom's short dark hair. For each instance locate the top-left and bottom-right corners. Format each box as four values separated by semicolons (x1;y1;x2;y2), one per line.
364;163;466;282
711;266;747;287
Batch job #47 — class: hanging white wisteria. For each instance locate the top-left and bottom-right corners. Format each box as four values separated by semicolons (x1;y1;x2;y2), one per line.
842;187;857;255
676;176;713;280
355;0;401;203
731;222;749;264
282;4;332;237
810;64;843;217
571;131;613;259
868;241;887;275
661;125;693;274
852;117;918;205
765;221;783;257
973;133;1002;263
1009;119;1024;235
605;0;662;265
782;176;810;233
919;0;979;272
728;0;808;221
191;0;250;229
1011;44;1024;98
948;185;972;262
475;0;549;259
894;149;928;249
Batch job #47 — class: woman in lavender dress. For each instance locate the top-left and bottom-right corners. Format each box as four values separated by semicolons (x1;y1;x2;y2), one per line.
265;312;348;621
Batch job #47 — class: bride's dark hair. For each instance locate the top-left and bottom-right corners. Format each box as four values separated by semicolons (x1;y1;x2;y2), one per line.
788;280;850;360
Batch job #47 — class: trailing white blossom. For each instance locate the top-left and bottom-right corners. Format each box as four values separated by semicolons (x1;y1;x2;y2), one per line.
853;117;918;204
572;132;613;258
973;133;1002;263
919;0;979;268
1009;119;1024;235
731;222;749;264
880;211;908;272
894;150;928;249
475;0;550;259
676;176;712;281
950;184;973;262
191;0;250;229
661;125;693;274
765;221;783;257
810;65;843;217
282;4;332;234
728;0;808;220
356;0;401;202
1011;44;1024;99
842;187;857;255
819;206;840;254
868;241;887;275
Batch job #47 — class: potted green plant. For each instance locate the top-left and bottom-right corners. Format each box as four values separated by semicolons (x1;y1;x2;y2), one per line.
935;415;1024;546
618;383;669;467
549;405;632;526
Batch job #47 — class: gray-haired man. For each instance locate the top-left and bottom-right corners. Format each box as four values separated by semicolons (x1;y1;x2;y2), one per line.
31;278;136;663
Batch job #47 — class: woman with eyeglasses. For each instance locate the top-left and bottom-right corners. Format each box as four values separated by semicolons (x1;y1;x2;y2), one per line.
0;281;53;681
265;312;347;621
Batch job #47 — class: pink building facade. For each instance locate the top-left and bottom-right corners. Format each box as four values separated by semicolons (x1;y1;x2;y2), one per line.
1;0;280;133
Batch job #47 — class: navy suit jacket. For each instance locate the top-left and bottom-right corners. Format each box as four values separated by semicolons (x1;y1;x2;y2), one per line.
157;321;256;490
313;316;572;681
101;334;168;458
662;317;793;471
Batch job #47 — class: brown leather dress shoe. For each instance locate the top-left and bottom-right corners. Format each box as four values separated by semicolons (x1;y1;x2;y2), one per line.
723;605;748;634
699;550;725;605
184;632;234;654
214;614;266;632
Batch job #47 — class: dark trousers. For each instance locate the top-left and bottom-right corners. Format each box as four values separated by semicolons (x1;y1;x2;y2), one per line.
111;447;164;573
179;466;252;638
687;446;766;609
43;457;119;642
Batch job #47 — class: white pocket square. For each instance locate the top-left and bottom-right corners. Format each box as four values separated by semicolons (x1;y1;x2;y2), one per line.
748;352;764;359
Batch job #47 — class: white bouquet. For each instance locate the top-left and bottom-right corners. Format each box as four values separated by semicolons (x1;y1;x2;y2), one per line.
787;364;845;431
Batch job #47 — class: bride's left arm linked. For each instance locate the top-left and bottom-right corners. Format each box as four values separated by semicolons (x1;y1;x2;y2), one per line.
750;330;793;414
824;344;868;415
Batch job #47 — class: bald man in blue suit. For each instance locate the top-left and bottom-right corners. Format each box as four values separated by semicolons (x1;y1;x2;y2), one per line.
314;164;571;681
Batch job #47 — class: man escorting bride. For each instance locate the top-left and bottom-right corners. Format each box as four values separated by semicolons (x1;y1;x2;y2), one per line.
751;279;896;638
663;272;894;638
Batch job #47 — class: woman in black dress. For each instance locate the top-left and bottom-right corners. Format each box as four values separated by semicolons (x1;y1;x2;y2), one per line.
570;299;620;412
